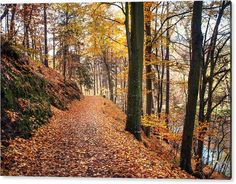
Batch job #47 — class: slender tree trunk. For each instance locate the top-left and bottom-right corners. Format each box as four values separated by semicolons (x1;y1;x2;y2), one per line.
222;153;230;175
63;7;69;82
125;2;144;141
165;2;170;126
115;63;118;103
157;7;165;117
9;4;16;41
103;50;114;101
180;1;203;174
144;3;152;138
206;137;211;165
43;4;49;67
93;60;96;95
96;63;99;95
6;8;9;37
158;64;164;117
53;31;56;69
153;5;159;116
123;58;127;113
125;2;131;65
98;63;102;95
123;73;127;112
39;42;43;63
23;4;33;54
30;24;36;59
220;153;229;173
23;5;28;50
63;44;68;81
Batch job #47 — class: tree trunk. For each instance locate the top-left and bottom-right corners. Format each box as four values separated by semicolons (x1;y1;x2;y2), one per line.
9;4;16;41
220;153;229;173
125;2;144;141
206;137;212;165
5;8;9;37
144;3;152;138
103;50;114;101
93;60;96;95
96;63;99;95
63;6;69;82
196;1;230;170
23;4;32;53
52;31;56;69
115;63;118;103
157;64;164;117
98;63;102;95
125;2;131;65
165;2;170;126
180;1;203;174
63;44;68;81
43;4;49;67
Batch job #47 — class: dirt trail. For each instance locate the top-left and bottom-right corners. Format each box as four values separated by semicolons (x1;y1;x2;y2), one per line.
2;96;192;178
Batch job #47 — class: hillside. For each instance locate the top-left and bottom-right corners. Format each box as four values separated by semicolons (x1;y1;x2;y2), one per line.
1;41;82;142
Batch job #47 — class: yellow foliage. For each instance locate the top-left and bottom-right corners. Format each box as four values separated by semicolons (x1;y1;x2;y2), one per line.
193;121;217;141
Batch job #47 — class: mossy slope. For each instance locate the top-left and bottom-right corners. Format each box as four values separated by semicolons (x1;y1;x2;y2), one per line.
1;42;82;141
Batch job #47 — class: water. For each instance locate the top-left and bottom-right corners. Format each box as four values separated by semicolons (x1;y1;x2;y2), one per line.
202;146;231;177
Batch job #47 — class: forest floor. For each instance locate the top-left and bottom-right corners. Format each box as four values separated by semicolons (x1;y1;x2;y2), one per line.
2;96;194;178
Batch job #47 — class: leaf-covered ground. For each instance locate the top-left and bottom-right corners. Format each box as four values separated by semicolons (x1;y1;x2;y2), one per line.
2;96;194;178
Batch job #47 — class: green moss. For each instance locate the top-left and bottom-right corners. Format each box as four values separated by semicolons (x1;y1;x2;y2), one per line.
1;55;53;140
1;41;21;60
3;87;14;108
1;41;80;141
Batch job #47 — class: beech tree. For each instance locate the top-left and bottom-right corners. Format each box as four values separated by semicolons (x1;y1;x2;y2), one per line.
180;1;203;174
144;2;152;137
165;2;170;125
125;2;144;141
43;3;48;67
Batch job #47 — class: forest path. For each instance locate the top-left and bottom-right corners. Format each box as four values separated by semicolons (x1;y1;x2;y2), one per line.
2;96;191;178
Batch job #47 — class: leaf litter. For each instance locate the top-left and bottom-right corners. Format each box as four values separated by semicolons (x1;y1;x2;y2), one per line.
1;96;194;178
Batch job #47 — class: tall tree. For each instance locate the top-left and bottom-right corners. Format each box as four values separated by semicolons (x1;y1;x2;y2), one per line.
155;3;165;117
180;1;203;174
103;49;114;101
196;1;231;170
43;4;49;67
22;4;33;52
125;2;144;141
144;2;152;137
124;2;131;65
63;5;69;81
165;2;170;126
52;30;56;69
9;4;17;40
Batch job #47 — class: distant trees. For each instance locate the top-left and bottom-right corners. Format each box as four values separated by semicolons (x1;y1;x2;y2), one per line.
125;2;144;141
0;4;16;40
180;1;203;174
